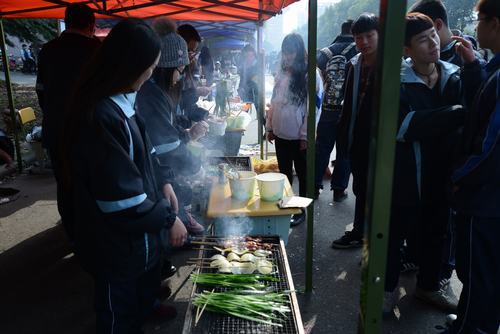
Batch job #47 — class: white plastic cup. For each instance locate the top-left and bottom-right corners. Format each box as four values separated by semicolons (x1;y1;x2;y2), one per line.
229;171;257;201
255;172;286;201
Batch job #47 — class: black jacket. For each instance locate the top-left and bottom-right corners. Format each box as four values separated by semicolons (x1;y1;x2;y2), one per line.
337;54;376;173
137;79;201;178
71;94;176;281
452;54;500;217
36;32;100;151
393;60;465;206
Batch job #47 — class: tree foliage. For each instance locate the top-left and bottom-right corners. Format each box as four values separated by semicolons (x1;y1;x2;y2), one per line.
3;19;57;48
299;0;476;49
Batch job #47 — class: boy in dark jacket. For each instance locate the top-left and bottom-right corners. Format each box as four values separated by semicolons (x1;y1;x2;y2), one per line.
384;13;465;313
447;0;500;332
331;13;379;249
314;19;357;201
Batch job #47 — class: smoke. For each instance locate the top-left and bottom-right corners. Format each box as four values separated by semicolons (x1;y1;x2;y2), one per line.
216;215;253;237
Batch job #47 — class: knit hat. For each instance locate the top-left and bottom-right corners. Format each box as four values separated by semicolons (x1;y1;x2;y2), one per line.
152;18;189;68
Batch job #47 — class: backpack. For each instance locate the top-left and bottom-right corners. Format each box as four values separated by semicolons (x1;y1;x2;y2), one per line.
320;42;356;111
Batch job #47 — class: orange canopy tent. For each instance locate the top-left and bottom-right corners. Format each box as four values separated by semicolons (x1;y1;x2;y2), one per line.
0;0;296;21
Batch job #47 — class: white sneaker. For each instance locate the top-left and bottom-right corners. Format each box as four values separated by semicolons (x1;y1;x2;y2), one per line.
415;287;458;312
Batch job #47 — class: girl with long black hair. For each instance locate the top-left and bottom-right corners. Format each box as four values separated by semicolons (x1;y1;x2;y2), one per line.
266;33;323;225
61;18;187;333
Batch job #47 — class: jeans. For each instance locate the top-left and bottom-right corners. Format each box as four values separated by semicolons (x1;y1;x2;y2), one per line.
314;111;350;191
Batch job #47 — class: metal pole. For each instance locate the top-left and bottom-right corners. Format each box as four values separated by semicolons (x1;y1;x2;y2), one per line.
257;0;264;160
257;22;265;160
305;0;317;293
0;19;22;172
358;0;407;332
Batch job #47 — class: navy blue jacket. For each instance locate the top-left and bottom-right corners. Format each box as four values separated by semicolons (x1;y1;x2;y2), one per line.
137;79;201;178
452;54;500;217
71;94;176;281
394;60;465;206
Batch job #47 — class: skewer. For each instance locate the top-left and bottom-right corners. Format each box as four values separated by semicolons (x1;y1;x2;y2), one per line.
190;241;219;246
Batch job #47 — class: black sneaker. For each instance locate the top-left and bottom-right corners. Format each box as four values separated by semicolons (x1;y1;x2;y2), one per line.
331;231;363;249
290;212;306;226
333;189;348;202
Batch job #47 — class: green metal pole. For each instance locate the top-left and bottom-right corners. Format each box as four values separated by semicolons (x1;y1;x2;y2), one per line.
305;0;317;294
0;19;22;172
257;22;265;160
358;0;407;332
258;0;264;160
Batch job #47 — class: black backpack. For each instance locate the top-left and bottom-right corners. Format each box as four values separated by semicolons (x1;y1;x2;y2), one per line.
320;42;356;111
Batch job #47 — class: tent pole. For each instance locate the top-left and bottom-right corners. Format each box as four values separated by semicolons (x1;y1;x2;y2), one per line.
305;0;317;293
0;19;22;172
257;1;264;160
358;0;407;332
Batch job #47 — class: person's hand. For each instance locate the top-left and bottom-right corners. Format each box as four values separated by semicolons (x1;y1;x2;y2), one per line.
197;86;212;97
162;183;179;214
452;36;476;64
267;131;275;144
169;217;188;247
299;140;307;151
188;121;209;141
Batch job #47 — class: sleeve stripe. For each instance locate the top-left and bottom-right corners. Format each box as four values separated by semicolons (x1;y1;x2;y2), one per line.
396;111;416;142
96;193;147;213
154;140;181;154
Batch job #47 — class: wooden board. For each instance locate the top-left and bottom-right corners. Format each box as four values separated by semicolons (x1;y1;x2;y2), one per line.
206;178;302;218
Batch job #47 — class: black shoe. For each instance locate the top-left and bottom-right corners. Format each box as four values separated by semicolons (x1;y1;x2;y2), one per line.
290;213;306;226
331;231;363;249
314;187;321;200
161;264;177;280
333;189;348;202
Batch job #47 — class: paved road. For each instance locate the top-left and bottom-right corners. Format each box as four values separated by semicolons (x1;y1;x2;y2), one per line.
0;70;36;86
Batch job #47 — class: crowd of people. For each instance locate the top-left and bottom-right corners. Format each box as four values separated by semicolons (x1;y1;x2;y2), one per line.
313;0;499;333
17;0;498;332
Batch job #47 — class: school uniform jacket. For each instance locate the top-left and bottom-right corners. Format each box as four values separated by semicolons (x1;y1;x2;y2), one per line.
394;59;465;207
452;54;500;217
71;93;176;281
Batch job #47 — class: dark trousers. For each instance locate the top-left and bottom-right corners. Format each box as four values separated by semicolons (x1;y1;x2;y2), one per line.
314;111;350;191
350;164;367;238
385;205;415;291
385;204;449;292
450;214;500;334
441;210;456;280
48;147;75;241
275;136;307;197
95;264;160;334
415;205;449;291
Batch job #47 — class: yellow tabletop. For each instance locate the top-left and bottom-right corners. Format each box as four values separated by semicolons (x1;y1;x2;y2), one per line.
207;178;302;218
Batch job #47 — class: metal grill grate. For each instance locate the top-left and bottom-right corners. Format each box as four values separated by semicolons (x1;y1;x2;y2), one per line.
187;237;300;334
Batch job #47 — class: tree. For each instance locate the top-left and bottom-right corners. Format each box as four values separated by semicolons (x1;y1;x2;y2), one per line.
3;19;57;49
442;0;476;31
298;0;476;49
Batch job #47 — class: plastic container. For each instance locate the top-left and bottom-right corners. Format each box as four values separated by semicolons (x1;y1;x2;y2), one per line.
256;173;286;201
208;119;227;136
229;171;257;201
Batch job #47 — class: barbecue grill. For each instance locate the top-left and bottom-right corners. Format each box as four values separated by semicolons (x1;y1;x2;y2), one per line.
182;236;304;334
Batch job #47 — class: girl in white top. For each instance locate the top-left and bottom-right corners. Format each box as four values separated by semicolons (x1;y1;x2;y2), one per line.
267;33;323;202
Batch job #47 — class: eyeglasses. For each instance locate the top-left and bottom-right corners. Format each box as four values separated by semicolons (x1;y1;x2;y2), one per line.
175;67;186;75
